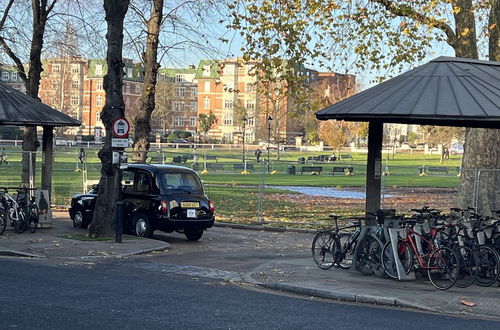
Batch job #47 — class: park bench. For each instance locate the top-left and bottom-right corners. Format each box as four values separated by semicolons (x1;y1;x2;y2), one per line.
426;166;448;174
233;163;254;172
182;154;194;162
300;166;323;175
172;155;186;164
297;157;306;164
340;154;353;161
332;166;354;176
206;163;223;171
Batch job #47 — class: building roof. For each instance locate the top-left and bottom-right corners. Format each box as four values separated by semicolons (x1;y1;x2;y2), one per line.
315;56;500;128
0;81;81;127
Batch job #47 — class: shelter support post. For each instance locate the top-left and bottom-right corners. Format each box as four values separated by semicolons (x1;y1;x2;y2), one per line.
41;126;54;200
365;120;383;223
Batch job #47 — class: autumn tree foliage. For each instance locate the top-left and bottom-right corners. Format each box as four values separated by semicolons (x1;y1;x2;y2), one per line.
319;120;360;156
228;0;500;211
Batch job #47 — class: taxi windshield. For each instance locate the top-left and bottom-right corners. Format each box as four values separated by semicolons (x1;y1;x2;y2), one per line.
159;171;203;194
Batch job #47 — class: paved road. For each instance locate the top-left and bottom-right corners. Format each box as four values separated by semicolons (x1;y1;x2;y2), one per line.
1;258;497;329
145;226;312;273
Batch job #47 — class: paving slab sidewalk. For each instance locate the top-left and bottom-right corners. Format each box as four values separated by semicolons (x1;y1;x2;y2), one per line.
0;211;169;259
244;258;500;321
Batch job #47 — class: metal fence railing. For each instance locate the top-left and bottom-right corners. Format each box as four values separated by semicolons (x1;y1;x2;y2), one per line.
1;144;497;228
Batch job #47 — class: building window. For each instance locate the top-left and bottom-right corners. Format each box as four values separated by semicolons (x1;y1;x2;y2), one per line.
95;64;103;76
96;80;103;90
72;80;79;89
127;68;133;78
125;98;130;107
190;117;196;127
70;95;79;106
247;117;255;126
202;65;211;77
224;64;235;75
124;83;130;94
53;63;61;74
173;116;184;126
175;74;184;83
246;100;255;110
173;101;185;111
71;64;79;74
96;95;103;107
223;132;233;142
204;81;210;92
190;102;197;111
10;72;17;81
223;99;233;109
158;72;166;81
203;97;210;110
222;112;233;125
176;87;185;97
190;87;197;97
96;111;100;122
135;84;141;93
1;72;9;81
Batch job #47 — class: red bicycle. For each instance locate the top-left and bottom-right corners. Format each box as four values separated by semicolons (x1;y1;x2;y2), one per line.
381;218;460;290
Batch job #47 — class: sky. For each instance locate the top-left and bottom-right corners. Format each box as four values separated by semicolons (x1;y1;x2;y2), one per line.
0;1;471;92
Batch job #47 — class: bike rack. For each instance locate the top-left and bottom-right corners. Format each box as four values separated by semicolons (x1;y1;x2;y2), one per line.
388;228;416;280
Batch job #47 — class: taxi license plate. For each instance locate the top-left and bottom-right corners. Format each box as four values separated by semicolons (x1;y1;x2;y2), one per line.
181;201;199;208
187;209;196;218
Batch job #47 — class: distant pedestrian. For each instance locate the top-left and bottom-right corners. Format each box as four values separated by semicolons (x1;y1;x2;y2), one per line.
444;147;450;160
0;147;8;165
255;148;262;162
78;148;86;164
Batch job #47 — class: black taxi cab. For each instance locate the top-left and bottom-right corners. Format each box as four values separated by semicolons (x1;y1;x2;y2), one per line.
69;164;215;241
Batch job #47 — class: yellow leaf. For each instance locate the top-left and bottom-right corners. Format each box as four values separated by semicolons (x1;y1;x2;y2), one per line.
489;23;497;30
460;28;470;37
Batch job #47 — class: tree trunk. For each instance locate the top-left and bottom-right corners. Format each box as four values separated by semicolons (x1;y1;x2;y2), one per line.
21;0;53;186
132;0;163;163
454;0;500;213
88;0;129;238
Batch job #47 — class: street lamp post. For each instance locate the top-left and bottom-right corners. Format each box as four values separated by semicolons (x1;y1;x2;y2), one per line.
267;115;273;173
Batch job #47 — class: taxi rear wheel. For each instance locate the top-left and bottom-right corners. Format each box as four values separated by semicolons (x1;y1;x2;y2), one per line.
185;229;203;241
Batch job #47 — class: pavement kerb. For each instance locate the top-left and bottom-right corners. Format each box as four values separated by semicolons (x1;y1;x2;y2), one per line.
214;221;317;234
249;279;437;313
0;249;46;258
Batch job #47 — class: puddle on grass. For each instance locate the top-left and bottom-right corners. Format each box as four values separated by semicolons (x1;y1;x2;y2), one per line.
274;186;366;199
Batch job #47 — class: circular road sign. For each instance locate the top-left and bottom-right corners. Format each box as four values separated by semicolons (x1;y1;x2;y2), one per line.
112;117;130;138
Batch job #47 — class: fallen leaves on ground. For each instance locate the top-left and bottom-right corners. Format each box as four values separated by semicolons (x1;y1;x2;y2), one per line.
460;299;477;307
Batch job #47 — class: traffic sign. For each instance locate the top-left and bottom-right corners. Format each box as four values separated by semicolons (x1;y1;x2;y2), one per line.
112;117;130;138
112;138;129;148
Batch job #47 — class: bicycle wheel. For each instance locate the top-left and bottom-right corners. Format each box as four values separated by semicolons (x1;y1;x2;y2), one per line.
29;205;39;233
475;245;500;287
381;239;412;279
311;231;336;270
337;232;355;269
0;208;6;235
14;210;27;234
355;234;383;276
454;246;478;288
427;246;459;290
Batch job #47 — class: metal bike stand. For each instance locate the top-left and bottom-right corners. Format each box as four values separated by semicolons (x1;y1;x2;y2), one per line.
388;228;416;281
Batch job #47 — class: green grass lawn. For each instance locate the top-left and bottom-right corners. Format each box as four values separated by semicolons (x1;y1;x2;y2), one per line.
0;145;462;227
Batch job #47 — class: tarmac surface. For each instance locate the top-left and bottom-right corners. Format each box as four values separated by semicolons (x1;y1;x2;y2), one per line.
1;212;499;321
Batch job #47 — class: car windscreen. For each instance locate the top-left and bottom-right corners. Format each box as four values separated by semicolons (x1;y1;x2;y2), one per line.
159;171;204;195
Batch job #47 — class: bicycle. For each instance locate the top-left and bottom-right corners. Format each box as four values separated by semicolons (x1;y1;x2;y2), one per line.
311;213;383;275
0;187;27;234
381;216;460;290
16;187;40;233
0;187;39;234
